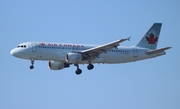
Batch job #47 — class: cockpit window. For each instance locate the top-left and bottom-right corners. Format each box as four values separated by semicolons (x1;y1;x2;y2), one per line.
17;45;27;48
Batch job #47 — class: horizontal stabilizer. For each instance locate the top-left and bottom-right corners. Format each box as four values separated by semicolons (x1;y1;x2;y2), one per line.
146;47;171;55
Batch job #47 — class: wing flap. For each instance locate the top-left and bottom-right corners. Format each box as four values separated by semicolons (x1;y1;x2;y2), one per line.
146;47;171;55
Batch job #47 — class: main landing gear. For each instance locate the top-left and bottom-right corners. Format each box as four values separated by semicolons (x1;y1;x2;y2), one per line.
74;64;82;75
30;59;34;69
74;63;94;75
87;64;94;70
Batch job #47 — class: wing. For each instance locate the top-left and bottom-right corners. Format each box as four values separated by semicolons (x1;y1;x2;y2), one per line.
81;37;130;60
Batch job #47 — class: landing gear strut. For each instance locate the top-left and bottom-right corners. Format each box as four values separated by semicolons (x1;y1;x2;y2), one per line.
87;64;94;70
74;64;82;75
30;59;34;69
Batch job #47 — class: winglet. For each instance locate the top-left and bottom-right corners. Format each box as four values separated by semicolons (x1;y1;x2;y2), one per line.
128;37;131;41
121;37;131;42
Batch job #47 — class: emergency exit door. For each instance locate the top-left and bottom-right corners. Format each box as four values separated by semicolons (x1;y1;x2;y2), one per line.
133;48;138;57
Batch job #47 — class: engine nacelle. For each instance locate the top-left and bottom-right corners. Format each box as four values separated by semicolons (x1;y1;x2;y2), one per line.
65;53;83;64
48;61;70;70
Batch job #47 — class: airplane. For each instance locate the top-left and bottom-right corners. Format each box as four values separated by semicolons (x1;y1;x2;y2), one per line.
10;23;171;75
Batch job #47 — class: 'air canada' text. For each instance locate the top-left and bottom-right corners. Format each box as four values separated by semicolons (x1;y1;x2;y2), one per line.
40;43;85;48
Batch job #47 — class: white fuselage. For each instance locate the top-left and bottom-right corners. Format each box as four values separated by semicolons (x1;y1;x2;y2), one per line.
10;42;165;64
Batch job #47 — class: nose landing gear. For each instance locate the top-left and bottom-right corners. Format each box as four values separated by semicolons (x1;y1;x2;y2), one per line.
30;59;34;69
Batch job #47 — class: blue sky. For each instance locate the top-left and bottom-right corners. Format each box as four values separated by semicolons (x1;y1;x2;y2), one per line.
1;0;180;109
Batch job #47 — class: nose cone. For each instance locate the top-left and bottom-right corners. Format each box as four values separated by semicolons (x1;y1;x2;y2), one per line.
10;48;21;58
10;49;17;56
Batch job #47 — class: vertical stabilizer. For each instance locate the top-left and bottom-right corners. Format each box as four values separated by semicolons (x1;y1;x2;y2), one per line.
135;23;162;50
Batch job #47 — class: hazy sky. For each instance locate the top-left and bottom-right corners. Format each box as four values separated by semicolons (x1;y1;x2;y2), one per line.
1;0;180;109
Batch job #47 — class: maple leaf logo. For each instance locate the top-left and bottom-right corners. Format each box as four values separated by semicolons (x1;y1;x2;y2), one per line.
146;33;158;44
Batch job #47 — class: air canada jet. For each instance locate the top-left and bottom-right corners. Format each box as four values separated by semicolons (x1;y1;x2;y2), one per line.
10;23;171;75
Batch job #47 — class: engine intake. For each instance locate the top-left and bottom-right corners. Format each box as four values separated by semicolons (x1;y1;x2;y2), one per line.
48;61;70;70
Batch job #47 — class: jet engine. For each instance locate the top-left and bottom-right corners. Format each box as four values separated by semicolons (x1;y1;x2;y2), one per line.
65;53;83;64
48;61;70;70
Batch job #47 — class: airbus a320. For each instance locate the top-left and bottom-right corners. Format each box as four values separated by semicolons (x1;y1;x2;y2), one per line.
10;23;171;75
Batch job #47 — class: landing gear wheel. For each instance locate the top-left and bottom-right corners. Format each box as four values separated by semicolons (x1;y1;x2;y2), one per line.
87;64;94;70
74;64;82;75
30;65;34;69
75;68;82;75
30;59;35;69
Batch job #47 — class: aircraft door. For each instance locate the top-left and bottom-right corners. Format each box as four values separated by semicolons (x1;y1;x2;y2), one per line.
133;48;138;57
32;43;37;52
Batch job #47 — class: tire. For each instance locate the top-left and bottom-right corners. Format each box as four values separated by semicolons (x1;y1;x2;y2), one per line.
87;64;94;70
30;65;34;69
75;69;82;75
